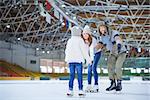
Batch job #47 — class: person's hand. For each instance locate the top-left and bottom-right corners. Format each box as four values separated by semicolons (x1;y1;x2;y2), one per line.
95;43;103;51
102;44;107;52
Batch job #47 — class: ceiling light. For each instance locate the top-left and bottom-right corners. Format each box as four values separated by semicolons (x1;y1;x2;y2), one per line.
6;25;10;28
65;12;69;15
17;38;20;40
138;48;141;52
62;22;65;26
42;51;45;53
47;51;50;54
73;16;76;20
61;4;66;8
94;30;96;33
36;48;39;51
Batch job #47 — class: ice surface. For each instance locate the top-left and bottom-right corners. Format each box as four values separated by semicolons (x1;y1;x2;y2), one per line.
0;79;149;100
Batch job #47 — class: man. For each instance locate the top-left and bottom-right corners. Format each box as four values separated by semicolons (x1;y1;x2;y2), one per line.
98;25;126;92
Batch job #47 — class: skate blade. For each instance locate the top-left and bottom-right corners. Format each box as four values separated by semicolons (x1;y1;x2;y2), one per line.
78;94;86;97
116;91;122;94
90;90;99;93
105;90;116;94
85;90;91;93
67;94;73;97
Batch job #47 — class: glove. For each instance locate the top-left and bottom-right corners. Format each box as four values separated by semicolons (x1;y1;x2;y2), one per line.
101;44;107;52
104;44;107;47
117;43;121;53
112;41;116;45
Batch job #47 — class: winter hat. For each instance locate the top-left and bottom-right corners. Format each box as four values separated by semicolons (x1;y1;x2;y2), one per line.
70;26;82;36
83;25;92;35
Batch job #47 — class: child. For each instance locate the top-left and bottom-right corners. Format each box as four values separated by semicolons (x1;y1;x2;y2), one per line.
65;26;92;96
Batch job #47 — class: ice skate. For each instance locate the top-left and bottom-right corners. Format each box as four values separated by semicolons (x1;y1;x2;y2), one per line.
78;90;86;97
90;85;99;93
106;79;116;92
115;80;122;93
85;85;92;93
67;90;73;97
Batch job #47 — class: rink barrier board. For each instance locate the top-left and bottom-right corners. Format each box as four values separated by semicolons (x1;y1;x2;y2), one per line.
39;76;51;80
0;77;32;80
59;76;69;80
0;76;149;81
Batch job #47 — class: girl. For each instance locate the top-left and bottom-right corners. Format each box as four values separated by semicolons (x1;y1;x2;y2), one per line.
65;26;92;96
82;25;103;93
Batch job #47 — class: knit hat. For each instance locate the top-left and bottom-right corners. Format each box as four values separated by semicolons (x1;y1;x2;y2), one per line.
70;26;82;36
83;25;92;35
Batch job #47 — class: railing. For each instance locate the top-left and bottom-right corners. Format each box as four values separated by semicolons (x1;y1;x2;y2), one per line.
99;57;150;68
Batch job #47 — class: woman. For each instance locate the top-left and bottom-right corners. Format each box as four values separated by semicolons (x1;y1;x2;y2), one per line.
82;25;103;93
98;25;126;92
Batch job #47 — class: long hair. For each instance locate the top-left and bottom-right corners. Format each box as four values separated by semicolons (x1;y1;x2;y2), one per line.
81;34;92;46
98;24;109;36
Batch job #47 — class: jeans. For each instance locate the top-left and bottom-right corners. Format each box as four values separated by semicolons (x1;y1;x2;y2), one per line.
69;63;83;90
88;51;101;85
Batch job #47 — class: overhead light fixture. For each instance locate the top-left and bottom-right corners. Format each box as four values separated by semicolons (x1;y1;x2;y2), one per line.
47;51;50;54
65;12;69;15
36;48;39;51
17;38;20;40
6;25;10;28
126;50;129;53
94;30;97;33
62;22;65;26
73;16;76;20
19;4;22;7
61;4;66;8
42;51;45;53
138;48;141;52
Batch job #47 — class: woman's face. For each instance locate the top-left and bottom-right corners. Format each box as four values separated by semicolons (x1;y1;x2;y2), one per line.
82;33;90;40
99;26;107;35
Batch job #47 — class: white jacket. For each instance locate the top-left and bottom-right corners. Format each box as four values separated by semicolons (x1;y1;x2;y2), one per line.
65;36;92;65
89;37;101;61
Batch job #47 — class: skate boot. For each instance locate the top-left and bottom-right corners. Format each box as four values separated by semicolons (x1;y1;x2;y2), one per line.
85;85;92;93
116;80;122;92
67;90;73;97
91;85;99;93
106;79;116;91
78;90;86;97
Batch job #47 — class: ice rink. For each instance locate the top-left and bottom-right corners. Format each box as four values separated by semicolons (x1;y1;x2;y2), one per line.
0;78;149;100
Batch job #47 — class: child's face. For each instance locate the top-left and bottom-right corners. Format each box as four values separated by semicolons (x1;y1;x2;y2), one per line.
82;33;90;40
99;26;107;35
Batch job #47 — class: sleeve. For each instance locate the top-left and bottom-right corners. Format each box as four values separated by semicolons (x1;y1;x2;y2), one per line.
65;40;70;62
89;45;94;61
89;38;97;61
111;30;119;42
114;36;122;44
113;31;123;53
80;39;92;65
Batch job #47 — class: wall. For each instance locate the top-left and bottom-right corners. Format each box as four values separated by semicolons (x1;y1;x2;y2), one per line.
0;41;65;72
